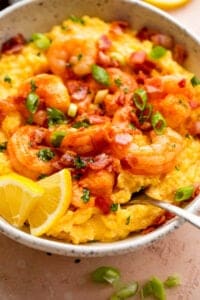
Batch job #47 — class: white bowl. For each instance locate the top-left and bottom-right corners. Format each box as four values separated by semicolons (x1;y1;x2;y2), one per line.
0;0;200;257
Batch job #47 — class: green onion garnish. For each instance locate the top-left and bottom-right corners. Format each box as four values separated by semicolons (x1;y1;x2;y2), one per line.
25;92;39;114
67;103;78;118
51;131;66;147
31;33;51;50
141;277;166;300
150;46;167;59
110;282;138;300
91;266;120;285
37;148;55;162
174;185;194;202
47;107;67;126
81;188;90;203
151;112;167;135
139;103;153;122
133;88;148;111
190;75;200;87
164;275;181;288
92;64;110;86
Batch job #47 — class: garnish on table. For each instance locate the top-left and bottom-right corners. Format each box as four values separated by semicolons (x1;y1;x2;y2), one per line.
90;266;181;299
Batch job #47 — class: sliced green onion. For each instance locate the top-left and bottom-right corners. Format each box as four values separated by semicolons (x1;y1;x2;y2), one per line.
47;107;67;126
31;33;51;50
92;64;110;86
25;92;39;114
164;275;181;288
67;103;78;117
141;277;166;300
133;88;148;111
151;112;167;135
91;266;120;285
174;185;194;202
81;188;90;203
37;148;55;162
150;46;167;59
139;103;153;122
0;141;7;152
51;131;66;147
190;75;200;87
110;282;138;300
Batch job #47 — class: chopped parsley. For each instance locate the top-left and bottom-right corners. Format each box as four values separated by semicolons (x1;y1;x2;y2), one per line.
4;75;12;84
110;203;119;212
77;53;83;61
114;78;122;87
72;119;90;129
126;216;131;225
47;107;67;126
74;156;86;169
81;188;90;203
37;148;55;162
69;15;85;25
30;79;37;92
0;142;7;152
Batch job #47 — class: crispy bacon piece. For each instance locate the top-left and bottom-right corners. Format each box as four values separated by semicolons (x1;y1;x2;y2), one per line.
95;196;111;214
1;33;26;54
97;50;119;68
110;21;129;35
88;153;112;170
129;50;156;75
150;33;174;50
136;27;156;41
66;80;89;101
98;35;112;51
173;44;188;65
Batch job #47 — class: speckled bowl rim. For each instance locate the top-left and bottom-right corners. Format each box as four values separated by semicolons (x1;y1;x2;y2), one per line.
0;0;200;257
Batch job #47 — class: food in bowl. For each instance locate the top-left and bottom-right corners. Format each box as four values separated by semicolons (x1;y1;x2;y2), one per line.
0;15;199;244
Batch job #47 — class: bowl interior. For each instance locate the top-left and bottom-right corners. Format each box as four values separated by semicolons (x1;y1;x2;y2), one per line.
0;0;199;257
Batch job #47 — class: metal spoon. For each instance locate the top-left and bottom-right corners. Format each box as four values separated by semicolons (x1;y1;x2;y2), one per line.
129;194;200;229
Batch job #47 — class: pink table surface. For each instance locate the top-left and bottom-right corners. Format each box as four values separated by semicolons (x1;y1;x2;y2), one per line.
0;1;200;299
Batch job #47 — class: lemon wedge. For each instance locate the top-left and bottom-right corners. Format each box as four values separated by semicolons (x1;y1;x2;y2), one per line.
0;173;44;227
28;169;72;236
143;0;190;10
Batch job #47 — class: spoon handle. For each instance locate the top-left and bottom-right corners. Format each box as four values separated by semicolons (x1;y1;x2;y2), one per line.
147;198;200;229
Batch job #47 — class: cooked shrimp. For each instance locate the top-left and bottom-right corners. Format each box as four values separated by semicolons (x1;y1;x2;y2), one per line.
47;38;97;80
110;127;183;176
107;68;138;93
16;74;70;114
7;125;58;180
61;124;110;155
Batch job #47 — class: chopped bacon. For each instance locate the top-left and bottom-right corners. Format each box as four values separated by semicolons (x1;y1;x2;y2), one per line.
87;114;110;125
188;99;199;109
150;33;174;50
30;128;47;146
110;21;129;35
98;35;112;51
33;110;47;126
66;80;89;101
129;50;147;66
88;153;112;170
95;196;111;214
60;152;76;168
1;34;26;54
97;51;119;68
173;44;188;65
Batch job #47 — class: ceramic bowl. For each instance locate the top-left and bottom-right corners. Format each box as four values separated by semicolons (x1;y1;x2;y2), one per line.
0;0;200;257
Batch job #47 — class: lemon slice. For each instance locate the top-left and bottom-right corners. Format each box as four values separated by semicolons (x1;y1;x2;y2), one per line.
0;173;44;227
28;169;72;236
143;0;190;10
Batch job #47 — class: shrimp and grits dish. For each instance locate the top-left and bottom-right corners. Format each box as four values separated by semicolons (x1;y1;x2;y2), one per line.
0;15;199;244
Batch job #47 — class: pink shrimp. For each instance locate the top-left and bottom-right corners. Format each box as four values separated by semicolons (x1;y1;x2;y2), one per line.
47;38;97;80
7;125;58;180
